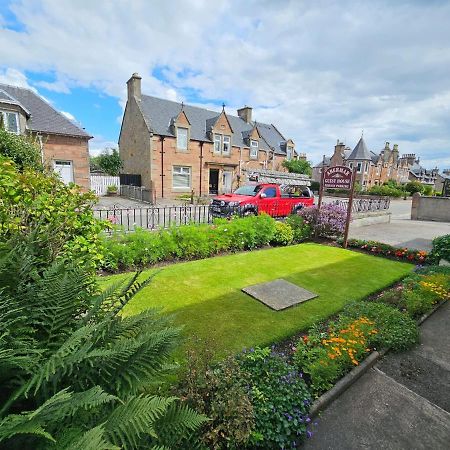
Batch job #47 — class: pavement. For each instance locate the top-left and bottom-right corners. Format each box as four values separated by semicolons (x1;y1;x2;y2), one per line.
346;198;449;251
302;301;450;450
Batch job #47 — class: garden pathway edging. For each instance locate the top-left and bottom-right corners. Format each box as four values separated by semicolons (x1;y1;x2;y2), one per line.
309;298;448;419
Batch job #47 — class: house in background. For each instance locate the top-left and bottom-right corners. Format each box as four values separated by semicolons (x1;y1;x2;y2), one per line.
119;73;300;199
0;83;91;190
313;138;411;188
407;156;439;187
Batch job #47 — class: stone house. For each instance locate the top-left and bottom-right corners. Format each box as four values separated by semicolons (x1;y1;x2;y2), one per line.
313;137;411;188
119;73;299;199
0;83;91;190
407;156;439;187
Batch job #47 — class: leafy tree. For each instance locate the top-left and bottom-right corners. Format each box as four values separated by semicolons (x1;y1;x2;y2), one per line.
91;148;122;176
0;128;42;171
405;181;424;195
282;159;312;176
0;236;206;449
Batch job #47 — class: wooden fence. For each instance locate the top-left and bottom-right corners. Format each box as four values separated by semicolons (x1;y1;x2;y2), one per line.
90;175;120;196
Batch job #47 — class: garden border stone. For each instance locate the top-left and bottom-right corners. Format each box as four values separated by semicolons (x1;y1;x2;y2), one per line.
309;298;448;418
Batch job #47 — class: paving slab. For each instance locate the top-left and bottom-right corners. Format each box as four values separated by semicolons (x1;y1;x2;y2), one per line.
242;279;317;311
303;368;450;450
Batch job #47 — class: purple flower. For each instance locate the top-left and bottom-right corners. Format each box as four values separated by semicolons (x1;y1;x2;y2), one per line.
307;431;313;439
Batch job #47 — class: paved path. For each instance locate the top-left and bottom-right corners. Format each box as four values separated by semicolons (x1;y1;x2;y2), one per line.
303;302;450;449
349;218;450;251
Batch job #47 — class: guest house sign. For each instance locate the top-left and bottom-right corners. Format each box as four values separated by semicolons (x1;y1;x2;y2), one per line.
323;166;353;190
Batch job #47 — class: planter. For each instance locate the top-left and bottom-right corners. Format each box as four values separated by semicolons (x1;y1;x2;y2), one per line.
106;191;118;197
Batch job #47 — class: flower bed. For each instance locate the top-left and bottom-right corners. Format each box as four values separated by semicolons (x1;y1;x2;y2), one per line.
101;213;312;272
343;238;428;263
175;265;449;447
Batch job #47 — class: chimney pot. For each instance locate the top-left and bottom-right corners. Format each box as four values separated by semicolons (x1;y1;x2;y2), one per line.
237;106;252;123
127;73;142;101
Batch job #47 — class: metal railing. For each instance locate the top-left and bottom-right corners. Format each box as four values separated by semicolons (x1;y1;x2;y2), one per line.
331;197;390;213
94;205;212;231
120;185;154;204
95;197;391;232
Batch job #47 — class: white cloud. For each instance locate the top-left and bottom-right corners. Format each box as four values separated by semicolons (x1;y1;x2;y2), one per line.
60;110;75;121
89;136;118;156
1;0;450;168
0;68;36;91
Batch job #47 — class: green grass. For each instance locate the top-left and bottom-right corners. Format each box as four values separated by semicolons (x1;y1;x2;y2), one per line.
102;243;412;358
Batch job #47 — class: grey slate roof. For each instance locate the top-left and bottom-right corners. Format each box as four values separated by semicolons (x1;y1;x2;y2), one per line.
0;83;91;138
347;137;372;160
139;95;288;155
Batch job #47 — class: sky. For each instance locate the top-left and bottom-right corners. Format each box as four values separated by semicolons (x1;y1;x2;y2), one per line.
0;0;449;168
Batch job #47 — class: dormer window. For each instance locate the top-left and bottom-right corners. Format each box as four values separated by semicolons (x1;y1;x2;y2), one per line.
0;110;19;134
176;127;188;150
223;135;231;155
250;140;258;159
213;133;232;155
286;146;294;161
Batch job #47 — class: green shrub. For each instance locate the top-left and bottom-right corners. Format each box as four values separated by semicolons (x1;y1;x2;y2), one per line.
176;343;254;449
0;128;42;170
0;236;206;449
340;302;419;351
405;181;424;195
373;287;405;308
429;234;450;263
103;214;277;271
0;156;106;270
402;289;434;318
237;347;312;448
367;184;405;197
286;214;312;243
271;221;294;246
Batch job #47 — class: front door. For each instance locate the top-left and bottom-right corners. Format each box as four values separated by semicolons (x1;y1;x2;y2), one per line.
222;170;233;193
54;160;74;184
209;169;219;195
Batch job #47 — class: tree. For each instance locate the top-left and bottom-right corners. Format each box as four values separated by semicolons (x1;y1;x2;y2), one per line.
91;148;122;176
282;158;312;176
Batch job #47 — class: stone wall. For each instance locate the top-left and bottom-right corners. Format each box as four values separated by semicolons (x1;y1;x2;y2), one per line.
119;98;153;191
411;193;450;222
42;134;90;191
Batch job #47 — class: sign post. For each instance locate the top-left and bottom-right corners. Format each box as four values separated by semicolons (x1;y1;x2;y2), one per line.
321;165;356;249
343;168;357;249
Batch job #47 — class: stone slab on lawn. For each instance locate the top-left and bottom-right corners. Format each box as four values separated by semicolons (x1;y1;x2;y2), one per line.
242;279;318;311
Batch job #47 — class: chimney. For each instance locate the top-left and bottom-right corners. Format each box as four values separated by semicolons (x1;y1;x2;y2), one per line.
127;73;142;101
237;106;252;123
385;142;390;150
392;144;398;152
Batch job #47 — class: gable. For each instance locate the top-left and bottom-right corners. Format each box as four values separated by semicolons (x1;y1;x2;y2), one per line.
212;111;233;134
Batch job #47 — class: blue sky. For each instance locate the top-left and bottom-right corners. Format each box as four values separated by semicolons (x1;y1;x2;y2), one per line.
1;0;450;168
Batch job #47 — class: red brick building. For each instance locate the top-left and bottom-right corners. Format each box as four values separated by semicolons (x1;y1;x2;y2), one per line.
0;83;91;190
119;73;299;199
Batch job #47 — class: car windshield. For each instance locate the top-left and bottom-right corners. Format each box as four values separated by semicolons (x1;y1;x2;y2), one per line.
233;185;263;196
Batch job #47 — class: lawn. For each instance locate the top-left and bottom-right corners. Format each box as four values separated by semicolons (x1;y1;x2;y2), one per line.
102;243;412;358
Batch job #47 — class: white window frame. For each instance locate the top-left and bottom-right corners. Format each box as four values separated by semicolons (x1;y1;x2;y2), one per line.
222;135;231;155
0;110;19;134
286;146;293;161
348;162;353;169
172;165;191;190
356;162;362;173
176;127;188;150
250;140;259;159
213;134;222;154
365;162;369;173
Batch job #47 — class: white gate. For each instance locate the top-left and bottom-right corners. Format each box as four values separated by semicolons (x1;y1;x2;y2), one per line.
90;175;120;196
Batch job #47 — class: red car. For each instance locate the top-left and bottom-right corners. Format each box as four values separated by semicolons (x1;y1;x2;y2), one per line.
210;183;314;218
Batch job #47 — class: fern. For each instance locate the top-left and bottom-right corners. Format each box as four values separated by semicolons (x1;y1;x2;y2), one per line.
105;395;177;449
0;237;206;448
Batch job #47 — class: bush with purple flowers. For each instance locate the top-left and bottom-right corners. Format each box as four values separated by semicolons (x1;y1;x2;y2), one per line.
238;347;312;449
298;204;346;238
